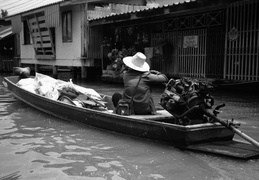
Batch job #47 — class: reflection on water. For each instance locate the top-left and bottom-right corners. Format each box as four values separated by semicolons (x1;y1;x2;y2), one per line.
0;101;220;180
1;75;259;180
1;102;125;180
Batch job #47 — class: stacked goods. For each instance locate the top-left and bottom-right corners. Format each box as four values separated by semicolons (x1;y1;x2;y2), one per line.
16;72;106;109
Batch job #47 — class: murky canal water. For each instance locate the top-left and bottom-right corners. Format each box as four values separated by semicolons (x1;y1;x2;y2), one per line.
0;73;259;180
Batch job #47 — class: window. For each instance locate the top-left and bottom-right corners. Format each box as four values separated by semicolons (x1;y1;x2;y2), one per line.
23;21;31;44
62;11;72;42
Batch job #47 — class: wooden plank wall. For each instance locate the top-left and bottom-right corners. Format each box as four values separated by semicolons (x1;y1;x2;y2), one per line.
45;4;60;28
225;0;259;81
88;26;103;59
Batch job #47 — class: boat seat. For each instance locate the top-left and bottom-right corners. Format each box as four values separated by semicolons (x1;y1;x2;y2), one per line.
129;110;174;121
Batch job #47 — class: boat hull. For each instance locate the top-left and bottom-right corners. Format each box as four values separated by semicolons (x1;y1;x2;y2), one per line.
3;76;234;147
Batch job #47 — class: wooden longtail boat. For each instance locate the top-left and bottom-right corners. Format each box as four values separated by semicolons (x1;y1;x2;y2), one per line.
3;76;259;159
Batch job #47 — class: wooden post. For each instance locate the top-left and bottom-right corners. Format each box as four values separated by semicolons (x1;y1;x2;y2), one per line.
53;66;58;79
73;67;77;79
80;3;88;80
34;64;39;73
81;3;88;58
81;66;87;79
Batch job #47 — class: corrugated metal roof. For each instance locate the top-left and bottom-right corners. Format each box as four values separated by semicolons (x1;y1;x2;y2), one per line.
0;0;65;17
89;0;146;5
0;26;12;39
1;0;148;17
89;0;196;21
0;0;196;21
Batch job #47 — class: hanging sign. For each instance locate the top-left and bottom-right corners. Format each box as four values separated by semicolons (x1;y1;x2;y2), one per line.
228;27;239;41
183;36;198;48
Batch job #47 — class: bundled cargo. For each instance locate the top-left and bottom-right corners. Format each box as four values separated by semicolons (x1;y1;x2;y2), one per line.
16;72;105;109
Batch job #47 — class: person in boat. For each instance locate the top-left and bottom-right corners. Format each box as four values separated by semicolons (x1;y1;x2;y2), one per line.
113;52;168;115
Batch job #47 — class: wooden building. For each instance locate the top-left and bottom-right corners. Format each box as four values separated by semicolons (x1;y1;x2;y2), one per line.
6;0;146;78
5;0;259;82
89;0;259;82
0;20;17;72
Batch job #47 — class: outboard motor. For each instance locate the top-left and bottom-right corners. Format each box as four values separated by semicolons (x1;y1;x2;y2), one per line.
160;77;215;124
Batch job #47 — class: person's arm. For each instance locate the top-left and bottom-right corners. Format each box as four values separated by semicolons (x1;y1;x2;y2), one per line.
146;70;168;83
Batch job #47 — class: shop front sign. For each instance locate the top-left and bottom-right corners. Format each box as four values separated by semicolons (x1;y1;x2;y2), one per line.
183;36;198;48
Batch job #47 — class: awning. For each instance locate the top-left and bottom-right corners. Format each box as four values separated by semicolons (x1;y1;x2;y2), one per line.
72;0;146;5
0;26;12;40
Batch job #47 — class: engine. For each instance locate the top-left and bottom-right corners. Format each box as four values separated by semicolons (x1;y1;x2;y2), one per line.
160;77;215;124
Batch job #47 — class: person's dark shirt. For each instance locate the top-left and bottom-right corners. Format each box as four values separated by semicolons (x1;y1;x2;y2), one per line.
123;69;168;115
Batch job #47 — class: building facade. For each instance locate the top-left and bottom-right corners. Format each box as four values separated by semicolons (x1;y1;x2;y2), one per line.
6;0;259;82
7;0;145;78
90;0;259;82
